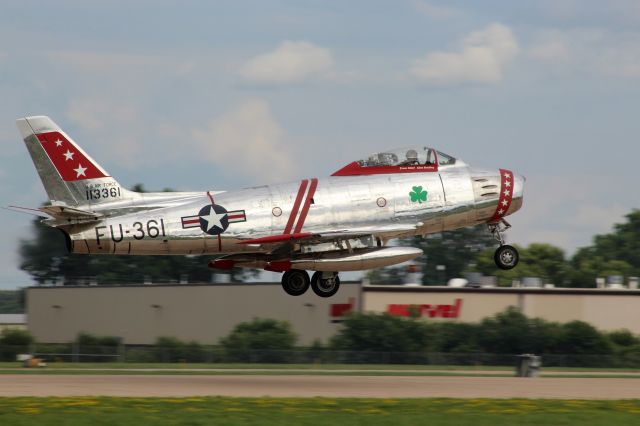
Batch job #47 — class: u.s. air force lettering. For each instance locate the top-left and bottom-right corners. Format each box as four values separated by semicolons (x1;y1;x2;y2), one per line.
181;205;247;235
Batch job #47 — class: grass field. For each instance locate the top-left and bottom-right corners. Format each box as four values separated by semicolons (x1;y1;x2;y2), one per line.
0;397;639;425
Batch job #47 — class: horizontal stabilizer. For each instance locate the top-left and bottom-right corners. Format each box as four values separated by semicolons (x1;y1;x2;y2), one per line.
5;204;102;221
39;205;103;220
4;205;52;218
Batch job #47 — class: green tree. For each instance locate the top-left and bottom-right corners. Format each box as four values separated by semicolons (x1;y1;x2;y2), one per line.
427;322;480;353
554;321;612;355
0;290;25;314
417;225;496;285
365;266;409;285
470;243;569;286
330;312;430;354
566;211;640;287
220;318;297;363
0;329;34;361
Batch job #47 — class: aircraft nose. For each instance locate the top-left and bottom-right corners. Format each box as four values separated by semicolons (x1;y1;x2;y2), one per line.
512;172;525;200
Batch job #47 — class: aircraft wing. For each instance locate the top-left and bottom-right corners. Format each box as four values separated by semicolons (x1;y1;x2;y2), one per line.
236;223;417;246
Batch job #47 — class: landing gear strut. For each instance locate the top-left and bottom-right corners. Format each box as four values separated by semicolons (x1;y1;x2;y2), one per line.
489;220;519;270
281;269;310;296
311;272;340;298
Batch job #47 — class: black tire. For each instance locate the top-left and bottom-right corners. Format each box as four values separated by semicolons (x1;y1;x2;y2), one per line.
494;245;519;270
281;269;310;296
310;272;340;298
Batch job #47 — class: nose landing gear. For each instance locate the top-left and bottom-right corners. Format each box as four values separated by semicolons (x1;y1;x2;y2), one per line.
489;219;519;270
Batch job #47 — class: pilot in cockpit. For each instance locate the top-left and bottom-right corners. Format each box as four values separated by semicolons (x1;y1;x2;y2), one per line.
401;149;419;166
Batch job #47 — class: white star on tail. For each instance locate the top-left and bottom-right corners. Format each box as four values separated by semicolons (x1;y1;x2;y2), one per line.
55;139;63;147
501;199;509;206
63;150;74;161
200;208;227;232
74;164;87;177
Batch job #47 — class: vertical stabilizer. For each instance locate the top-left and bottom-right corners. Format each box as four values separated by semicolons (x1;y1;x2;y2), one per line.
16;116;129;207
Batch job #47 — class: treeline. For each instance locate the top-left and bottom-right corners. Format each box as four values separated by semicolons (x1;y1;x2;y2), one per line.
0;290;24;314
370;209;640;287
2;309;640;367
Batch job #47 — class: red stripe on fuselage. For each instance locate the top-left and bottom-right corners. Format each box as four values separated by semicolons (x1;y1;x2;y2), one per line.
284;179;308;234
294;178;318;234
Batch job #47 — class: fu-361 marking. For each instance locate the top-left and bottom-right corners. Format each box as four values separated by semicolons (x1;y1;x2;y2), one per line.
95;219;166;244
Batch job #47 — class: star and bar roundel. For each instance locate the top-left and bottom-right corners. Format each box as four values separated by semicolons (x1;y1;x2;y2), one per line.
489;169;514;223
181;204;246;235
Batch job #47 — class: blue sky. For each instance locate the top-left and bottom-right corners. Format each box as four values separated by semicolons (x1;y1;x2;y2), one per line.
1;1;640;288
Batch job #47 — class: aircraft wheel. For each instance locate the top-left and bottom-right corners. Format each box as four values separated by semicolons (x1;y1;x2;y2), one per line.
494;245;519;270
281;269;310;296
311;272;340;298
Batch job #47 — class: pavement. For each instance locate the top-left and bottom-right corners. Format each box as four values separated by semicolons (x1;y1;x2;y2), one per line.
1;375;639;399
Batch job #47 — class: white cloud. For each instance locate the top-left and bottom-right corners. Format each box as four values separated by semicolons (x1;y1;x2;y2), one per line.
411;0;461;20
240;41;333;84
192;99;297;182
529;36;569;61
529;29;640;78
65;97;143;167
409;23;519;85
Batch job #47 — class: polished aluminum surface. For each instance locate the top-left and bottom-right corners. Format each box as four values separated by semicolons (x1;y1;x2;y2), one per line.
16;115;525;272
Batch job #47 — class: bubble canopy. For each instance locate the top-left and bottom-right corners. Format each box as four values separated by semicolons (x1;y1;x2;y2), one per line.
332;146;458;176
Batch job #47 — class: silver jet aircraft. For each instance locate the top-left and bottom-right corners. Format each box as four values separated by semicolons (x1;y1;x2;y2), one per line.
13;116;525;297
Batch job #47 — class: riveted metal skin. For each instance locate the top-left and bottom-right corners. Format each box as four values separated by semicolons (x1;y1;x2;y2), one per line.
16;116;525;272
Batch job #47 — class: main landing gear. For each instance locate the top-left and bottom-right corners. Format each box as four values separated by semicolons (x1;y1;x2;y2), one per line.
281;269;310;296
311;272;341;298
281;269;340;297
489;219;519;270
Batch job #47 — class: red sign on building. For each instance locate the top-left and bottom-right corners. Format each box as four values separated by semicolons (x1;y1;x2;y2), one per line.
387;298;463;318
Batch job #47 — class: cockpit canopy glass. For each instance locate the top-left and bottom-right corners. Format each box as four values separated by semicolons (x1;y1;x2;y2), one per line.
357;146;455;167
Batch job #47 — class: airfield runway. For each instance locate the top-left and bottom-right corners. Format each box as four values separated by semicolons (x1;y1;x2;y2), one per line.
1;375;639;399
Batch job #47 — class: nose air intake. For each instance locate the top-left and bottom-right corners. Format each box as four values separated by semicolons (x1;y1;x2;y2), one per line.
470;168;525;222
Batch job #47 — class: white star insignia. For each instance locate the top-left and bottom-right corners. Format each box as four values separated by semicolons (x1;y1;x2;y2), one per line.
498;209;504;215
63;150;74;161
55;139;63;147
505;181;511;188
74;164;87;177
200;208;227;232
501;199;509;206
503;173;511;180
504;190;511;196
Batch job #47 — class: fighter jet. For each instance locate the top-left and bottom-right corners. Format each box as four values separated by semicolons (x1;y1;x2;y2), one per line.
12;116;525;297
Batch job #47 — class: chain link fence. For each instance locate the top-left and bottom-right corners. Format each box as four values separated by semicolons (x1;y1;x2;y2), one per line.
2;344;640;368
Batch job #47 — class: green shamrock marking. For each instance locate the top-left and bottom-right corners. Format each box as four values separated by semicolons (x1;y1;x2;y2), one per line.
409;186;428;203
